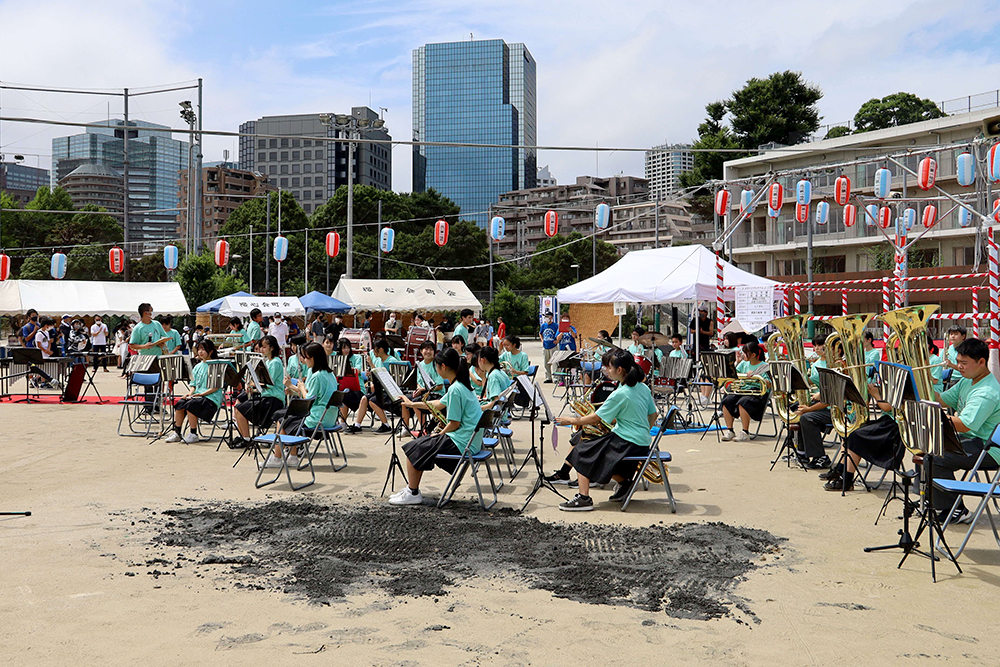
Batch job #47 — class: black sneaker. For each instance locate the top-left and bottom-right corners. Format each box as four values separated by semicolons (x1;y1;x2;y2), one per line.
609;479;633;502
374;424;392;434
544;469;572;485
346;424;363;434
824;476;854;492
807;455;831;470
559;494;594;512
818;466;843;481
950;506;973;525
568;478;579;488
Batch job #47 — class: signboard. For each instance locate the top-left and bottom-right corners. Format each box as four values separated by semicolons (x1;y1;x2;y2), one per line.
734;286;775;332
540;295;557;318
613;301;627;316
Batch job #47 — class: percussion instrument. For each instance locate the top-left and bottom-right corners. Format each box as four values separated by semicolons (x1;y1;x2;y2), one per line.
589;380;618;405
633;354;653;376
404;326;432;363
637;332;671;347
588;337;619;349
340;328;372;353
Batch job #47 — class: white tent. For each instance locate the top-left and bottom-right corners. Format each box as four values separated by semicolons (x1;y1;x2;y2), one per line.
556;245;778;304
218;295;305;318
0;280;190;317
332;279;481;312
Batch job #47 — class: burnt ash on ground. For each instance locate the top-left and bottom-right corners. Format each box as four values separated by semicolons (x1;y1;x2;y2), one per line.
143;497;783;622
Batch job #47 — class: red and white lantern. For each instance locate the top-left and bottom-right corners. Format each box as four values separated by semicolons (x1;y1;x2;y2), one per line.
917;157;937;191
834;175;851;206
993;198;1000;223
0;254;9;281
434;219;449;246
990;144;1000;182
215;239;230;267
843;204;857;228
108;246;125;274
714;189;731;217
922;204;938;229
768;183;783;211
325;232;340;257
544;210;559;237
795;202;809;224
878;206;892;229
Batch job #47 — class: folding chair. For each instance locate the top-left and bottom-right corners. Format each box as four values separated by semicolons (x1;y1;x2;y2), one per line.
253;398;315;490
486;393;518;477
436;410;500;510
620;406;678;513
480;407;510;489
933;426;1000;559
117;372;163;437
301;391;349;472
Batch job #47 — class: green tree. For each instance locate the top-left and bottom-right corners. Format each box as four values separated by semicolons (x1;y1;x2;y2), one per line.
824;125;852;139
678;101;744;220
20;187;76;249
17;253;50;279
852;92;945;133
483;285;537;337
727;71;823;149
220;191;309;294
66;243;117;281
508;232;619;292
47;204;122;249
175;251;247;310
131;250;177;282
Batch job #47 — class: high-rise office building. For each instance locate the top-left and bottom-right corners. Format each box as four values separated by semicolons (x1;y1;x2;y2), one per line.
238;107;391;215
412;39;536;224
51;119;188;248
645;143;694;200
0;162;50;205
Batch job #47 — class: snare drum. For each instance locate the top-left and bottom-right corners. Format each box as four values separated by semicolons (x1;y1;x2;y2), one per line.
633;355;653;376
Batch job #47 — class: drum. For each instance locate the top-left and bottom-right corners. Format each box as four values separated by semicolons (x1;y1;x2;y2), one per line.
405;326;432;363
633;354;652;376
340;328;372;353
590;380;619;405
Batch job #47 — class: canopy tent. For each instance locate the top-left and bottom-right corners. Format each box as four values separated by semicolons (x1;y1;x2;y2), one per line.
556;245;779;304
0;280;189;317
196;291;255;313
299;290;352;314
218;295;305;318
332;279;481;313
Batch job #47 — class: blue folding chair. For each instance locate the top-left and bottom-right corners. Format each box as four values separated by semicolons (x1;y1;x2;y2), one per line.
436;410;499;510
253;398;315;490
117;372;163;437
932;425;1000;559
620;406;678;512
301;391;349;472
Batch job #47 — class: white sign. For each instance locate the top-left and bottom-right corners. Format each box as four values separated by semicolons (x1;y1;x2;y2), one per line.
734;286;775;332
540;296;556;318
613;301;627;316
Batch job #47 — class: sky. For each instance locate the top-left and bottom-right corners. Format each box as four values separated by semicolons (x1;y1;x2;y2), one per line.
2;0;1000;196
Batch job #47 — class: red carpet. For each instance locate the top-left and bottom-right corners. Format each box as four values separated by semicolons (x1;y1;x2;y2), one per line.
0;395;127;404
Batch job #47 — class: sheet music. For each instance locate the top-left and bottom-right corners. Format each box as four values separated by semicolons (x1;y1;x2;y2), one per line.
372;366;405;403
417;363;435;391
879;361;918;407
515;375;553;423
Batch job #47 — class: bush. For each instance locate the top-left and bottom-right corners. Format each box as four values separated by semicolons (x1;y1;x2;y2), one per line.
484;285;537;337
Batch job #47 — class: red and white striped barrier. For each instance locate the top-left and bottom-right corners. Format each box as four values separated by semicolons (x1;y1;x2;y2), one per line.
841;290;848;316
990;226;999;349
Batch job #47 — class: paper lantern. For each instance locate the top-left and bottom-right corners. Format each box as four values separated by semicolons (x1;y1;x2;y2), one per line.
489;216;506;241
994;198;1000;223
917;157;937;191
108;246;125;274
896;216;907;240
865;204;879;227
960;206;974;228
990;145;1000;182
957;152;976;187
874;168;892;199
740;189;755;214
214;240;229;267
922;204;937;229
902;207;917;231
434;219;449;246
0;254;9;281
325;232;340;257
51;253;67;280
714;189;730;217
380;227;395;253
163;244;178;271
834;175;851;206
769;182;783;211
877;206;892;229
815;201;830;225
767;206;779;218
796;179;812;206
273;235;288;262
843;204;857;228
594;203;611;229
544;210;559;237
795;202;809;224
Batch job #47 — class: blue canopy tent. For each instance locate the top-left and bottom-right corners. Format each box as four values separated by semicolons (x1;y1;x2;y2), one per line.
196;291;255;313
299;290;352;313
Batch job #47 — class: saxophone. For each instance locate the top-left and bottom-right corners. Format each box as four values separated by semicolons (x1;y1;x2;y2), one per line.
824;314;874;437
768;315;811;424
882;305;939;453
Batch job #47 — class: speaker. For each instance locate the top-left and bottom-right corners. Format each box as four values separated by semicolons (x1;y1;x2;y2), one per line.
983;116;1000;137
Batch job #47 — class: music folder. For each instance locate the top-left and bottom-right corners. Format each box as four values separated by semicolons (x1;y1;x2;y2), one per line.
515;375;553;423
878;361;919;408
816;366;865;413
416;363;436;392
398;365;419;391
768;360;808;394
372;366;406;404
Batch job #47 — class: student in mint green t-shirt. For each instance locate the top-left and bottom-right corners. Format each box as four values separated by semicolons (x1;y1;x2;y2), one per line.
235;308;264;351
165;339;224;444
720;341;770;441
129;302;169;357
476;345;511;410
159;315;184;355
234;335;286;448
401;340;445;434
500;335;530;376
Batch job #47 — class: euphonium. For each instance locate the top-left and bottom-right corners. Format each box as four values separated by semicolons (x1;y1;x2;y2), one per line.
881;305;939;452
568;398;613;438
824;314;875;437
768;315;811;424
720;375;771;396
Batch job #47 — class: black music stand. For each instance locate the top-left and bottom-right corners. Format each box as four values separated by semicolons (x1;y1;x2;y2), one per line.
227;357;274;462
872;361;920;520
817;366;868;496
512;376;568;510
665;357;698;429
768;360;810;471
699;351;737;441
205;360;241;448
372;366;408;496
11;347;46;403
77;354;114;403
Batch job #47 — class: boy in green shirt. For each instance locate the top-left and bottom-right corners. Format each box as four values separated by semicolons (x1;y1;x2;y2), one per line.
452;308;475;346
236;308;264;350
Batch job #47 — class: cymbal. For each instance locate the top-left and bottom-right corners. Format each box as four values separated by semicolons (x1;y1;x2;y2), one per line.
588;337;619;349
638;332;671;346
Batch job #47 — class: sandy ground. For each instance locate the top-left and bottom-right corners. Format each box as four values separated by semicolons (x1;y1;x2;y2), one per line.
2;340;1000;666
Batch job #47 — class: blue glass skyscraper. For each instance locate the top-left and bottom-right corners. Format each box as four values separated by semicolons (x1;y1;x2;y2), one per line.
412;39;536;224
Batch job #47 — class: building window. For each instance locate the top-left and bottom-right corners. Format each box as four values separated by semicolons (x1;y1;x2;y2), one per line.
303;177;311;186
292;139;300;148
303;163;312;173
954;246;976;267
314;149;324;159
303;190;311;199
268;165;277;175
257;152;265;162
280;138;288;147
304;140;312;147
280;151;288;160
304;150;311;159
292;151;300;160
280;178;288;187
258;139;266;148
304;203;312;212
293;191;300;200
291;177;300;187
280;165;288;174
315;190;323;199
269;139;277;148
269;152;277;161
314;175;323;186
291;164;300;173
315;163;324;172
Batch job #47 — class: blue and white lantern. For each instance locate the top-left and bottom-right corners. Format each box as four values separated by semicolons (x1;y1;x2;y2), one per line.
50;252;67;280
959;206;974;228
874;168;892;199
796;179;812;206
740;189;756;214
902;207;917;231
815;201;830;225
957;152;976;187
380;227;395;253
490;216;506;241
594;203;611;229
273;235;288;262
163;244;178;271
865;204;879;227
767;206;779;219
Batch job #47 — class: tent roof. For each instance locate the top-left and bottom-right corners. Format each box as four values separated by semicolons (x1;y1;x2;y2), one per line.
196;291;254;313
332;279;481;312
556;245;779;304
218;295;305;318
299;290;352;314
0;280;189;317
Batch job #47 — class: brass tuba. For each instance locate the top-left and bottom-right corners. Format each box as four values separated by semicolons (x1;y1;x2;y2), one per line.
768;315;811;424
720;375;771;396
881;305;939;453
824;314;874;437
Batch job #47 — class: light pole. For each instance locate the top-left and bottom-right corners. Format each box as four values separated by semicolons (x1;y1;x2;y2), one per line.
179;101;197;256
571;263;580;283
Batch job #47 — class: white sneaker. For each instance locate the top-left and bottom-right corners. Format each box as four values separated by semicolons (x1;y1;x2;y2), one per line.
164;431;182;443
389;489;423;505
287;455;301;468
389;487;409;500
736;432;751;442
720;430;736;441
182;432;200;444
259;454;284;469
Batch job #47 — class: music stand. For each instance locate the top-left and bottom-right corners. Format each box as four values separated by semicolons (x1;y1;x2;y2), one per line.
817;366;868;496
205;360;241;447
664;357;698;428
224;357;274;460
871;361;920;519
10;347;45;403
768;360;810;471
512;375;567;510
371;366;409;496
76;353;116;403
699;351;737;441
149;355;192;442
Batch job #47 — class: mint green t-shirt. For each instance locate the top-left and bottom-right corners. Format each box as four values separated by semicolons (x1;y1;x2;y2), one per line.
452;323;470;344
500;350;529;373
262;356;286;402
130;320;167;356
865;347;881;367
442;381;484;454
163;328;183;354
304;370;337;429
627;343;645;356
947;345;958;364
483;368;512;402
940;373;1000;449
243;320;262;345
929;353;944;394
418;360;444;391
669;349;687;359
737;359;769;380
191;360;224;407
809;358;827;388
596;382;657;448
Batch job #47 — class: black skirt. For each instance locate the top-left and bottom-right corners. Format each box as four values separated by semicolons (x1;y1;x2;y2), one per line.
402;432;463;473
342;389;364;411
235;395;284;427
721;393;769;422
846;414;905;470
174;396;218;422
566;431;648;484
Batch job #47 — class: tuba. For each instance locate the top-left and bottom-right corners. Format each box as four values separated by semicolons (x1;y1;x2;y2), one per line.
881;305;939;453
824;314;874;437
768;315;811;424
720;375;771;396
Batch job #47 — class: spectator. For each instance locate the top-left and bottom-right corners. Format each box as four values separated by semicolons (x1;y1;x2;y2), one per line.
310;314;326;342
19;309;40;348
59;314;72;356
268;312;289;347
90;315;110;372
539;311;558;383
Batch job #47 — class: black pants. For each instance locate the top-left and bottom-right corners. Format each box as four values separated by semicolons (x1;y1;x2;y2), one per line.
932;436;1000;511
796;407;831;459
92;344;108;370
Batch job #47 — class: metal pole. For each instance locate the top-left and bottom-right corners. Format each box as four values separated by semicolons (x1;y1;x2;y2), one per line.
249;224;253;293
347;127;355;279
186;120;194;256
326;252;330;293
265;191;271;292
277;192;282;297
194;78;203;254
654;194;659;248
806;210;814;338
305;227;309;293
122;88;130;281
592;227;596;276
377;198;382;280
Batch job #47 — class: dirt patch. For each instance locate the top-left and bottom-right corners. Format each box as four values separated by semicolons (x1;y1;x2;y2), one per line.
136;497;783;622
